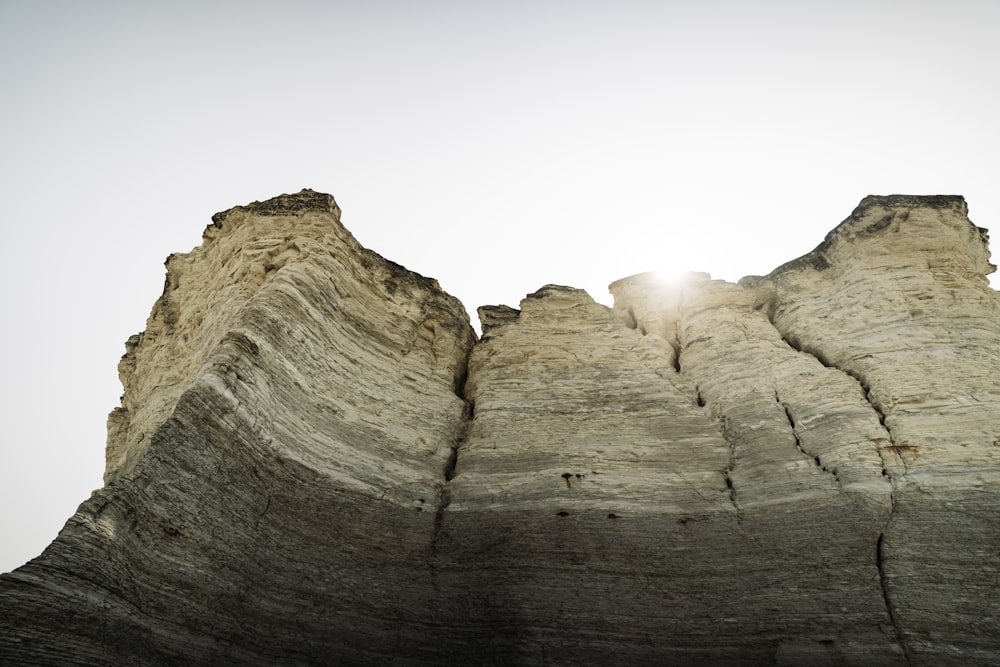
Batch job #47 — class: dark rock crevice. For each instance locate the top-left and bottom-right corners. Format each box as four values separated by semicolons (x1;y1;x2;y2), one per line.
719;418;744;524
763;302;902;487
877;530;912;666
776;391;842;488
430;348;476;578
764;298;912;661
669;328;682;373
443;399;473;484
723;469;742;522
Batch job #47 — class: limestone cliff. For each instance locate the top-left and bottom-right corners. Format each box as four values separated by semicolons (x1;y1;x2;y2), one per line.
1;191;998;665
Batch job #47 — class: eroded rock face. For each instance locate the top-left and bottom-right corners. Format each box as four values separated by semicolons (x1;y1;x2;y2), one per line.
1;191;998;665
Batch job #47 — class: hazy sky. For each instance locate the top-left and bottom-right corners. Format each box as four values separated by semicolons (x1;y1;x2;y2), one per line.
1;1;998;573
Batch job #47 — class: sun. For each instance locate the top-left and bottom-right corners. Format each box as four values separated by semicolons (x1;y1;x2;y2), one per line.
650;270;695;287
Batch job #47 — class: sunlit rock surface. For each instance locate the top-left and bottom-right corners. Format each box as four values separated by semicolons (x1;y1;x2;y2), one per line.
2;191;998;665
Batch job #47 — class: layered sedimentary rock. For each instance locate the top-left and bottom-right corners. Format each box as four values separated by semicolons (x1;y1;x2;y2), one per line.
1;191;998;665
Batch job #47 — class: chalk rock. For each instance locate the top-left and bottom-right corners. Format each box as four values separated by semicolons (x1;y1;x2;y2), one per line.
1;191;476;664
1;191;998;665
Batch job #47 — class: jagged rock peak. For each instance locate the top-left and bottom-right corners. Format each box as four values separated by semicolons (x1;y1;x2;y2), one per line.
210;188;341;225
769;193;994;277
853;193;966;214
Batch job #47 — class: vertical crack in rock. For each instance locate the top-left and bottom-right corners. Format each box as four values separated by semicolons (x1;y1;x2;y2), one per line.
775;391;842;488
719;418;744;524
445;347;474;485
442;399;473;485
877;531;912;666
695;386;706;407
430;346;475;584
670;328;682;373
613;281;745;520
851;374;903;486
764;305;901;487
723;470;742;522
250;464;274;531
624;306;639;331
254;494;272;530
765;300;911;659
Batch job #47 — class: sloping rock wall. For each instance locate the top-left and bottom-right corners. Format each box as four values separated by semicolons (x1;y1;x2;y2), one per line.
1;191;998;665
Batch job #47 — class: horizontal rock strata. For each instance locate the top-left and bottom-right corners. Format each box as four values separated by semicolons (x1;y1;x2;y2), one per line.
2;191;998;665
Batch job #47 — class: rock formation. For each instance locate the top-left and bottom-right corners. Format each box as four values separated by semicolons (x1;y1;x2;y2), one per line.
1;190;998;665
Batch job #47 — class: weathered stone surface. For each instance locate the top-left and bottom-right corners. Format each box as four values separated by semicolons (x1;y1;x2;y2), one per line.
1;191;998;665
761;196;1000;665
1;191;476;664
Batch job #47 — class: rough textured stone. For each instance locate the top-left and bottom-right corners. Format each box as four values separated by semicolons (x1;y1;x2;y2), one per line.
1;191;998;665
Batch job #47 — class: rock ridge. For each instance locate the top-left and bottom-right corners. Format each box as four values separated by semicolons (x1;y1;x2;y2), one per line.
2;191;999;665
211;187;341;221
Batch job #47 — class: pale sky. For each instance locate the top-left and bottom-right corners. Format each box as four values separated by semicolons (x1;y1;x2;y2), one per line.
1;1;998;573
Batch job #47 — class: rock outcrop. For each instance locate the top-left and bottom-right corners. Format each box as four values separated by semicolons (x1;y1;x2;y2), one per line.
1;191;998;665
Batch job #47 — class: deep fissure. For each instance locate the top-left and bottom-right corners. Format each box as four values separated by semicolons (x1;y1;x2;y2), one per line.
765;304;900;484
877;531;912;665
723;469;742;523
431;348;476;570
766;300;909;659
615;305;742;522
778;395;842;488
670;337;682;373
719;416;744;523
440;399;473;495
